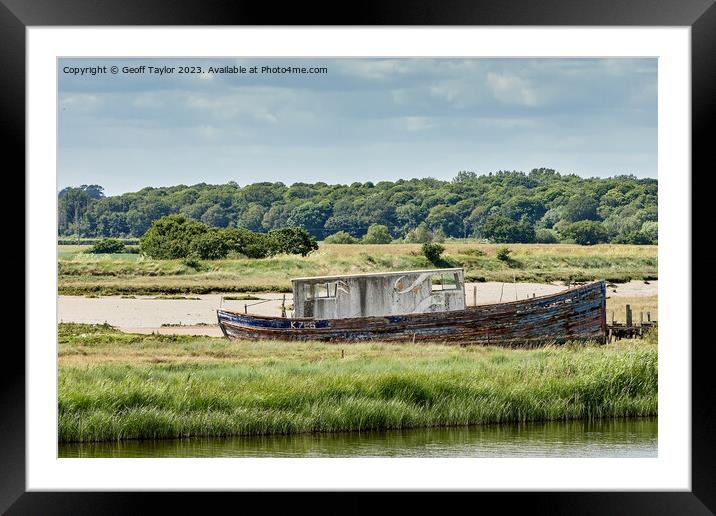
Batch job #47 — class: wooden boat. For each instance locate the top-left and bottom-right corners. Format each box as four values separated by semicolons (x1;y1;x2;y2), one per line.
217;275;607;346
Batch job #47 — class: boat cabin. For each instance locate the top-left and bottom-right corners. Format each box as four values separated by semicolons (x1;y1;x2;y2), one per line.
291;268;466;320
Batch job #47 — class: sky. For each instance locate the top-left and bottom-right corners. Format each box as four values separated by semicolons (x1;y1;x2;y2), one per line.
58;58;657;196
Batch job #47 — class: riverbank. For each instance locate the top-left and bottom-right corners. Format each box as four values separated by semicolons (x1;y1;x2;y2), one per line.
58;243;657;296
58;323;658;443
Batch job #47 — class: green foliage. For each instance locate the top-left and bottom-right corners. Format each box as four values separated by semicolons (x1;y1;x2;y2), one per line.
562;220;610;245
496;246;512;261
481;214;535;243
59;170;657;245
422;242;445;265
535;228;558;243
189;229;230;260
362;224;393;244
404;223;433;243
563;195;600;222
86;238;126;254
267;227;319;257
139;215;209;259
139;216;318;260
323;231;359;244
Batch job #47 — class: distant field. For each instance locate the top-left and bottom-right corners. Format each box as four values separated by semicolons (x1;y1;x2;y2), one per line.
58;323;657;443
58;242;657;296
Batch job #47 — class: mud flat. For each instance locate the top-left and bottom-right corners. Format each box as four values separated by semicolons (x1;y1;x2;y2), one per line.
58;280;657;336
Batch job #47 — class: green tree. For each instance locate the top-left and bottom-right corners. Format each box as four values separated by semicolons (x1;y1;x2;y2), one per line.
362;224;393;244
405;222;433;243
267;227;318;257
481;214;535;243
189;229;231;259
139;215;208;259
563;195;599;222
562;220;609;245
323;231;359;244
61;189;92;244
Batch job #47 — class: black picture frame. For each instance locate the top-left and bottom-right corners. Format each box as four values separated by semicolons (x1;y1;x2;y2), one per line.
5;0;712;513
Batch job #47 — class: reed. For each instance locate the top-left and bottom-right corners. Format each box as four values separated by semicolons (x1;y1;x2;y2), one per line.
58;324;657;443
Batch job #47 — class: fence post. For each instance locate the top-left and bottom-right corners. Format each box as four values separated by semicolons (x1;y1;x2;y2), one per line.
625;304;632;328
647;311;651;322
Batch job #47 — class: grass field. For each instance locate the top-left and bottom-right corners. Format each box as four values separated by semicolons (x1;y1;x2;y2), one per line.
58;242;658;295
58;323;657;443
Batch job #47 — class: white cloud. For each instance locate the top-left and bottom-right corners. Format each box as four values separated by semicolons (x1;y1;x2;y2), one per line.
486;72;541;107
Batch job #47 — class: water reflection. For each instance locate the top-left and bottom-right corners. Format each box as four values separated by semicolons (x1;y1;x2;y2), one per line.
59;417;657;458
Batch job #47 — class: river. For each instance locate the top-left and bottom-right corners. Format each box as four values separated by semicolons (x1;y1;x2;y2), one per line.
59;417;657;458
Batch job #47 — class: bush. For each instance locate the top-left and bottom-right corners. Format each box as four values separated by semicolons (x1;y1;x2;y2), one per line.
267;227;318;257
323;231;359;244
139;215;208;259
362;224;393;244
86;238;126;254
404;223;432;243
496;246;512;261
422;242;445;265
535;228;558;244
140;216;318;260
223;227;270;258
562;220;609;245
189;229;230;260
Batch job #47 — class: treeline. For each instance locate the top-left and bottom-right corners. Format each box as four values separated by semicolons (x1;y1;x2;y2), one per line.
58;168;657;245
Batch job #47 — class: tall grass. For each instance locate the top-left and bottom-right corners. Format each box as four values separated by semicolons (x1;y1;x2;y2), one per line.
58;324;657;443
58;243;658;295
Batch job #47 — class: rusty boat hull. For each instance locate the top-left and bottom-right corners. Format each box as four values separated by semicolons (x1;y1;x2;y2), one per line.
217;280;607;346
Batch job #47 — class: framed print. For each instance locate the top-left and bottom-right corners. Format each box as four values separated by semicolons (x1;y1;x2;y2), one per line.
5;0;714;512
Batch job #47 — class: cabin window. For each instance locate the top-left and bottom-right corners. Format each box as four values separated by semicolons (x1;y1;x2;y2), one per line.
431;273;459;291
306;282;338;300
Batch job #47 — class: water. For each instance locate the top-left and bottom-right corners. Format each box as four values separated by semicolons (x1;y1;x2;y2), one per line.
59;417;656;458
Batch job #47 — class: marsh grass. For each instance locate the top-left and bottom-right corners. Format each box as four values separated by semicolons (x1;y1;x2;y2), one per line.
58;243;657;295
58;323;657;443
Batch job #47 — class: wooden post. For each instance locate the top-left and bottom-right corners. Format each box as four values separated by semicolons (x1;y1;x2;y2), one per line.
281;294;286;318
640;312;644;325
244;304;247;314
611;311;615;325
473;285;477;306
625;304;632;328
647;311;651;322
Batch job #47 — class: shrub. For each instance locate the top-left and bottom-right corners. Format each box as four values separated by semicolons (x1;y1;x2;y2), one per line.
422;242;445;265
404;223;432;243
362;224;393;244
323;230;359;244
86;238;126;254
496;246;512;261
223;227;270;259
267;227;319;257
189;229;231;260
535;228;558;244
139;215;208;259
